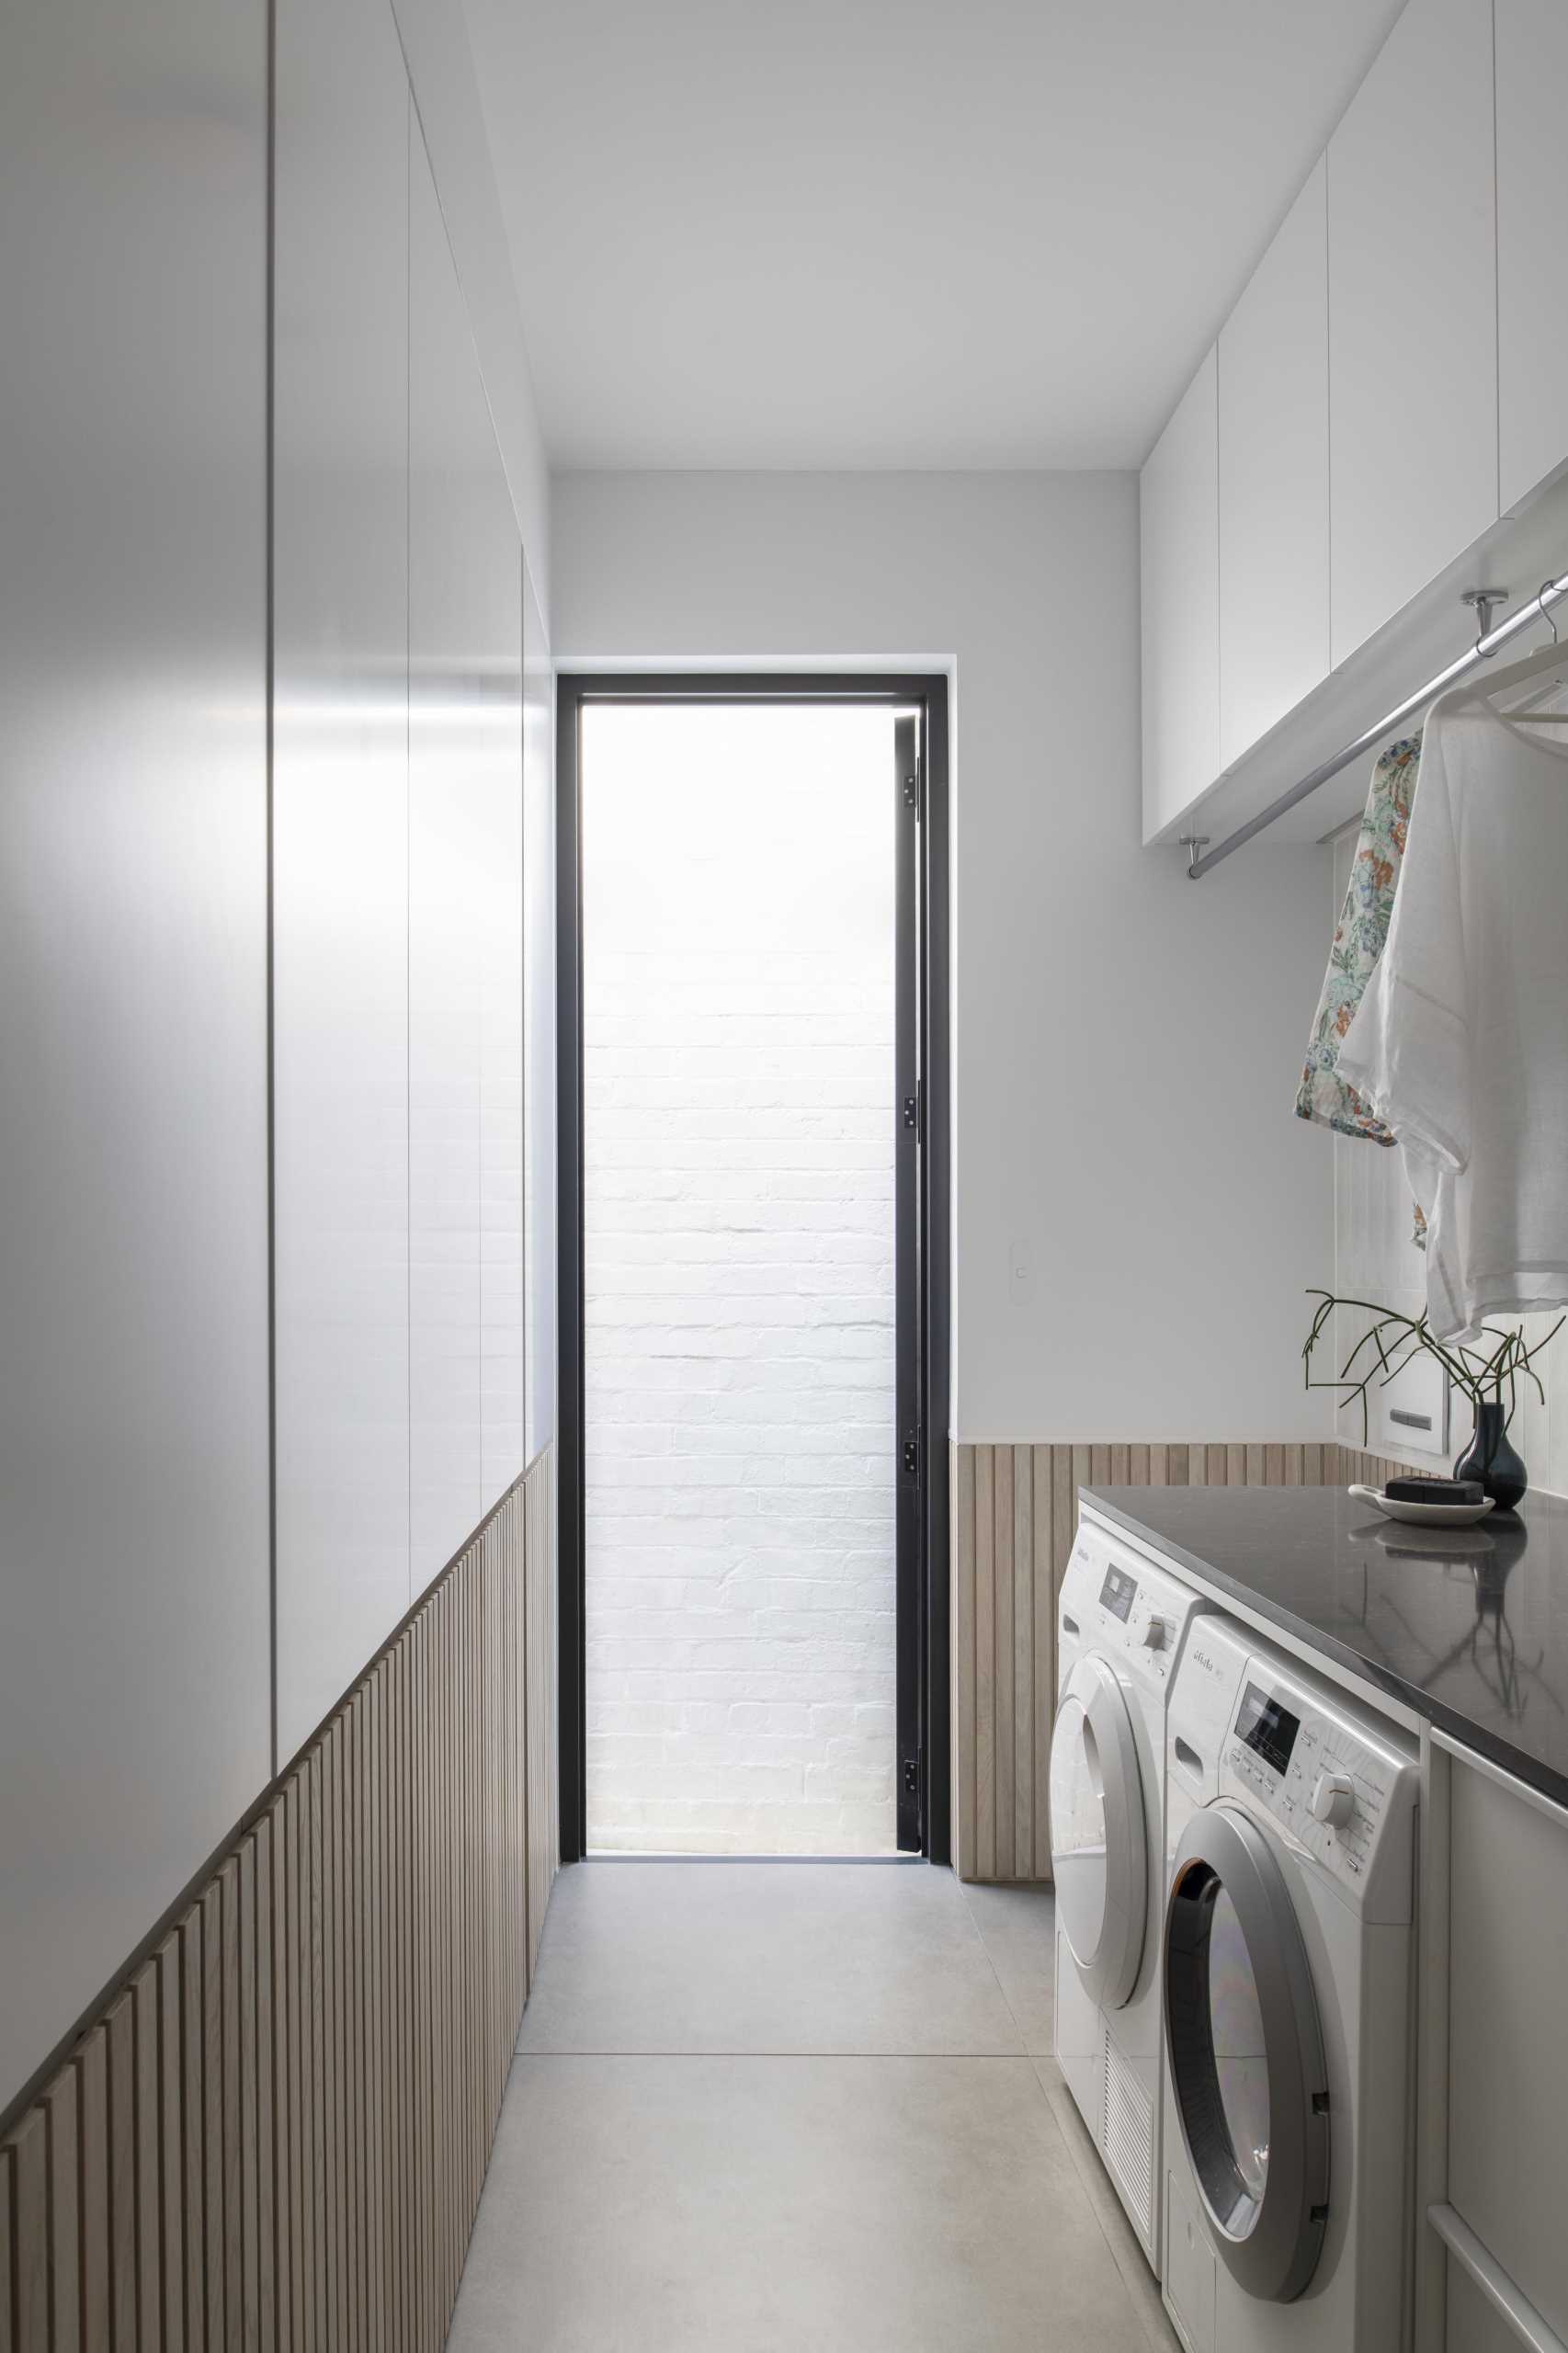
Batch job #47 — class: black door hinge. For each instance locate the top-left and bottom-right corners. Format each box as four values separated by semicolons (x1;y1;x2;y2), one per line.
902;769;922;819
902;1754;920;1800
901;1081;922;1140
902;1428;922;1479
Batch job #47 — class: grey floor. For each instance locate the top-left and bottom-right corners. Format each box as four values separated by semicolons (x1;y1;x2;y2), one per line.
448;1861;1177;2351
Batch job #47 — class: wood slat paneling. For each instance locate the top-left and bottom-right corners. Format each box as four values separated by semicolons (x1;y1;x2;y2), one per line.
44;2072;77;2353
0;2143;13;2353
11;2109;46;2353
525;1447;558;1987
1340;1441;1426;1492
81;2026;110;2353
951;1438;1357;1881
132;1960;162;2353
1;1446;557;2350
951;1446;976;1882
973;1445;994;1881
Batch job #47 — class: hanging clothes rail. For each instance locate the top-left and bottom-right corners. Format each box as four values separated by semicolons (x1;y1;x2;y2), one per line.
1183;569;1568;879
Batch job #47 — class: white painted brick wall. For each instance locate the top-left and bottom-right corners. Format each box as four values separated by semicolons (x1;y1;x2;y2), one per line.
582;705;897;1852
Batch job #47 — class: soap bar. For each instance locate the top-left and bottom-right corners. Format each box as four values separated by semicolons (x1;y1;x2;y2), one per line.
1383;1475;1485;1506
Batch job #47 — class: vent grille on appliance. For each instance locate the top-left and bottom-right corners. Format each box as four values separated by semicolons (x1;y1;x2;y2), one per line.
1101;2028;1154;2237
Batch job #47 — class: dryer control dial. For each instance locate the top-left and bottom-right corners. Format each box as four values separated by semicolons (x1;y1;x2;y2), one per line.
1141;1619;1166;1650
1310;1770;1356;1828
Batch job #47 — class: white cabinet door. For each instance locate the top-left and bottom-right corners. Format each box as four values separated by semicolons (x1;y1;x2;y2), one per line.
1447;1756;1568;2348
1327;0;1497;665
1219;159;1330;769
1496;0;1568;516
273;0;413;1760
1445;2256;1528;2353
1141;346;1219;843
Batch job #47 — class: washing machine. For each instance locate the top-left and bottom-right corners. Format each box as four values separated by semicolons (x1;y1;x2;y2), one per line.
1158;1613;1419;2353
1049;1516;1213;2270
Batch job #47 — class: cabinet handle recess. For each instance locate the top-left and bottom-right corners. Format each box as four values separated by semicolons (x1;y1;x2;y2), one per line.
1428;2202;1567;2353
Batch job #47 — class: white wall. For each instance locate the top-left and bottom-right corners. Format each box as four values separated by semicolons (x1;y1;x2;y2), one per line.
582;705;898;1854
554;471;1335;1442
1331;833;1568;1495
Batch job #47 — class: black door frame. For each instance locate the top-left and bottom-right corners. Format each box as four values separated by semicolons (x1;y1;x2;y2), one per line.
555;674;951;1863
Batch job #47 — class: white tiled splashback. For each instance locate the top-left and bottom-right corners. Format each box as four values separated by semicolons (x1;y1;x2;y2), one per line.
1330;831;1568;1499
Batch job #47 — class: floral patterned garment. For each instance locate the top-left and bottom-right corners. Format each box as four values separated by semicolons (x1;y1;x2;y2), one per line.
1296;733;1427;1248
1296;734;1421;1142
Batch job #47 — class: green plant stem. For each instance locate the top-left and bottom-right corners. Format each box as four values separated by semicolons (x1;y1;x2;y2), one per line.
1301;1292;1562;1448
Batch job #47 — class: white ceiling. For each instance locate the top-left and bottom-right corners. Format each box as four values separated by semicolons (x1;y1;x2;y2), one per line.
462;0;1405;472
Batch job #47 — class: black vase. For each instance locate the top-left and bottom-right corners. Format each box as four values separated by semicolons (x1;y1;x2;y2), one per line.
1455;1398;1528;1510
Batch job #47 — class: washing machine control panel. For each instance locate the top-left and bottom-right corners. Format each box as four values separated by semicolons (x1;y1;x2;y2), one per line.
1166;1612;1417;1918
1220;1660;1418;1916
1057;1526;1207;1696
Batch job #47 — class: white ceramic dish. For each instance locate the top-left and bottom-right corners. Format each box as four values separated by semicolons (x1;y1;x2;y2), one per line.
1347;1483;1495;1527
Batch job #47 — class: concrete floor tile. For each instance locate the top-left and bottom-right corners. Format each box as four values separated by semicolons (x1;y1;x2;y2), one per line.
517;1860;1021;2055
1030;2054;1180;2352
456;1861;1173;2350
450;2054;1157;2353
958;1879;1056;2054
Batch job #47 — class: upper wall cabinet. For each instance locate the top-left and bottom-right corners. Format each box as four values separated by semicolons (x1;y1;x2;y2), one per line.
1219;159;1330;769
1496;0;1568;517
1140;0;1530;840
1327;0;1497;665
1141;347;1219;843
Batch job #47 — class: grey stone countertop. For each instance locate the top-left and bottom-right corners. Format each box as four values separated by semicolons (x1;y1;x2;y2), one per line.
1082;1481;1568;1809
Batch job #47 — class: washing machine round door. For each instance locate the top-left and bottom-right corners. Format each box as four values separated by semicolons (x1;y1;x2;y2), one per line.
1164;1802;1330;2304
1048;1653;1146;2009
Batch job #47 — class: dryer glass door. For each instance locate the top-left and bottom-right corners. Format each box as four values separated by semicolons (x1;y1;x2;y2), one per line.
1049;1654;1145;2009
1164;1802;1330;2305
1206;1886;1269;2205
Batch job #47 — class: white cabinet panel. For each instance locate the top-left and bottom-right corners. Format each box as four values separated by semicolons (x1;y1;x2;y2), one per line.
0;0;270;2116
1219;160;1330;768
1445;2255;1530;2353
409;119;486;1586
477;532;526;1504
1141;347;1219;841
1496;0;1568;517
1447;1757;1568;2347
1327;0;1497;665
273;0;411;1759
523;570;558;1464
408;111;525;1575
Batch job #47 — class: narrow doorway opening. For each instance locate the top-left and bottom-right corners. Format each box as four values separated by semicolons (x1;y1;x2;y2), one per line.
558;679;949;1864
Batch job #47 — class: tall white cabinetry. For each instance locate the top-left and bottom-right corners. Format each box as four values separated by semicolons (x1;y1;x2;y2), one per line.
275;0;527;1761
0;0;271;2115
1140;348;1218;844
1495;0;1568;518
273;0;413;1763
1326;0;1497;665
1218;158;1330;768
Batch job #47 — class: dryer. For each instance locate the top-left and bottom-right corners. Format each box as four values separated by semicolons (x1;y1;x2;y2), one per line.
1158;1614;1419;2353
1049;1516;1212;2269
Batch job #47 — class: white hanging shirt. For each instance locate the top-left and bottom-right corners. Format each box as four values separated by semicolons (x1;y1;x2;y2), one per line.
1336;682;1568;1341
